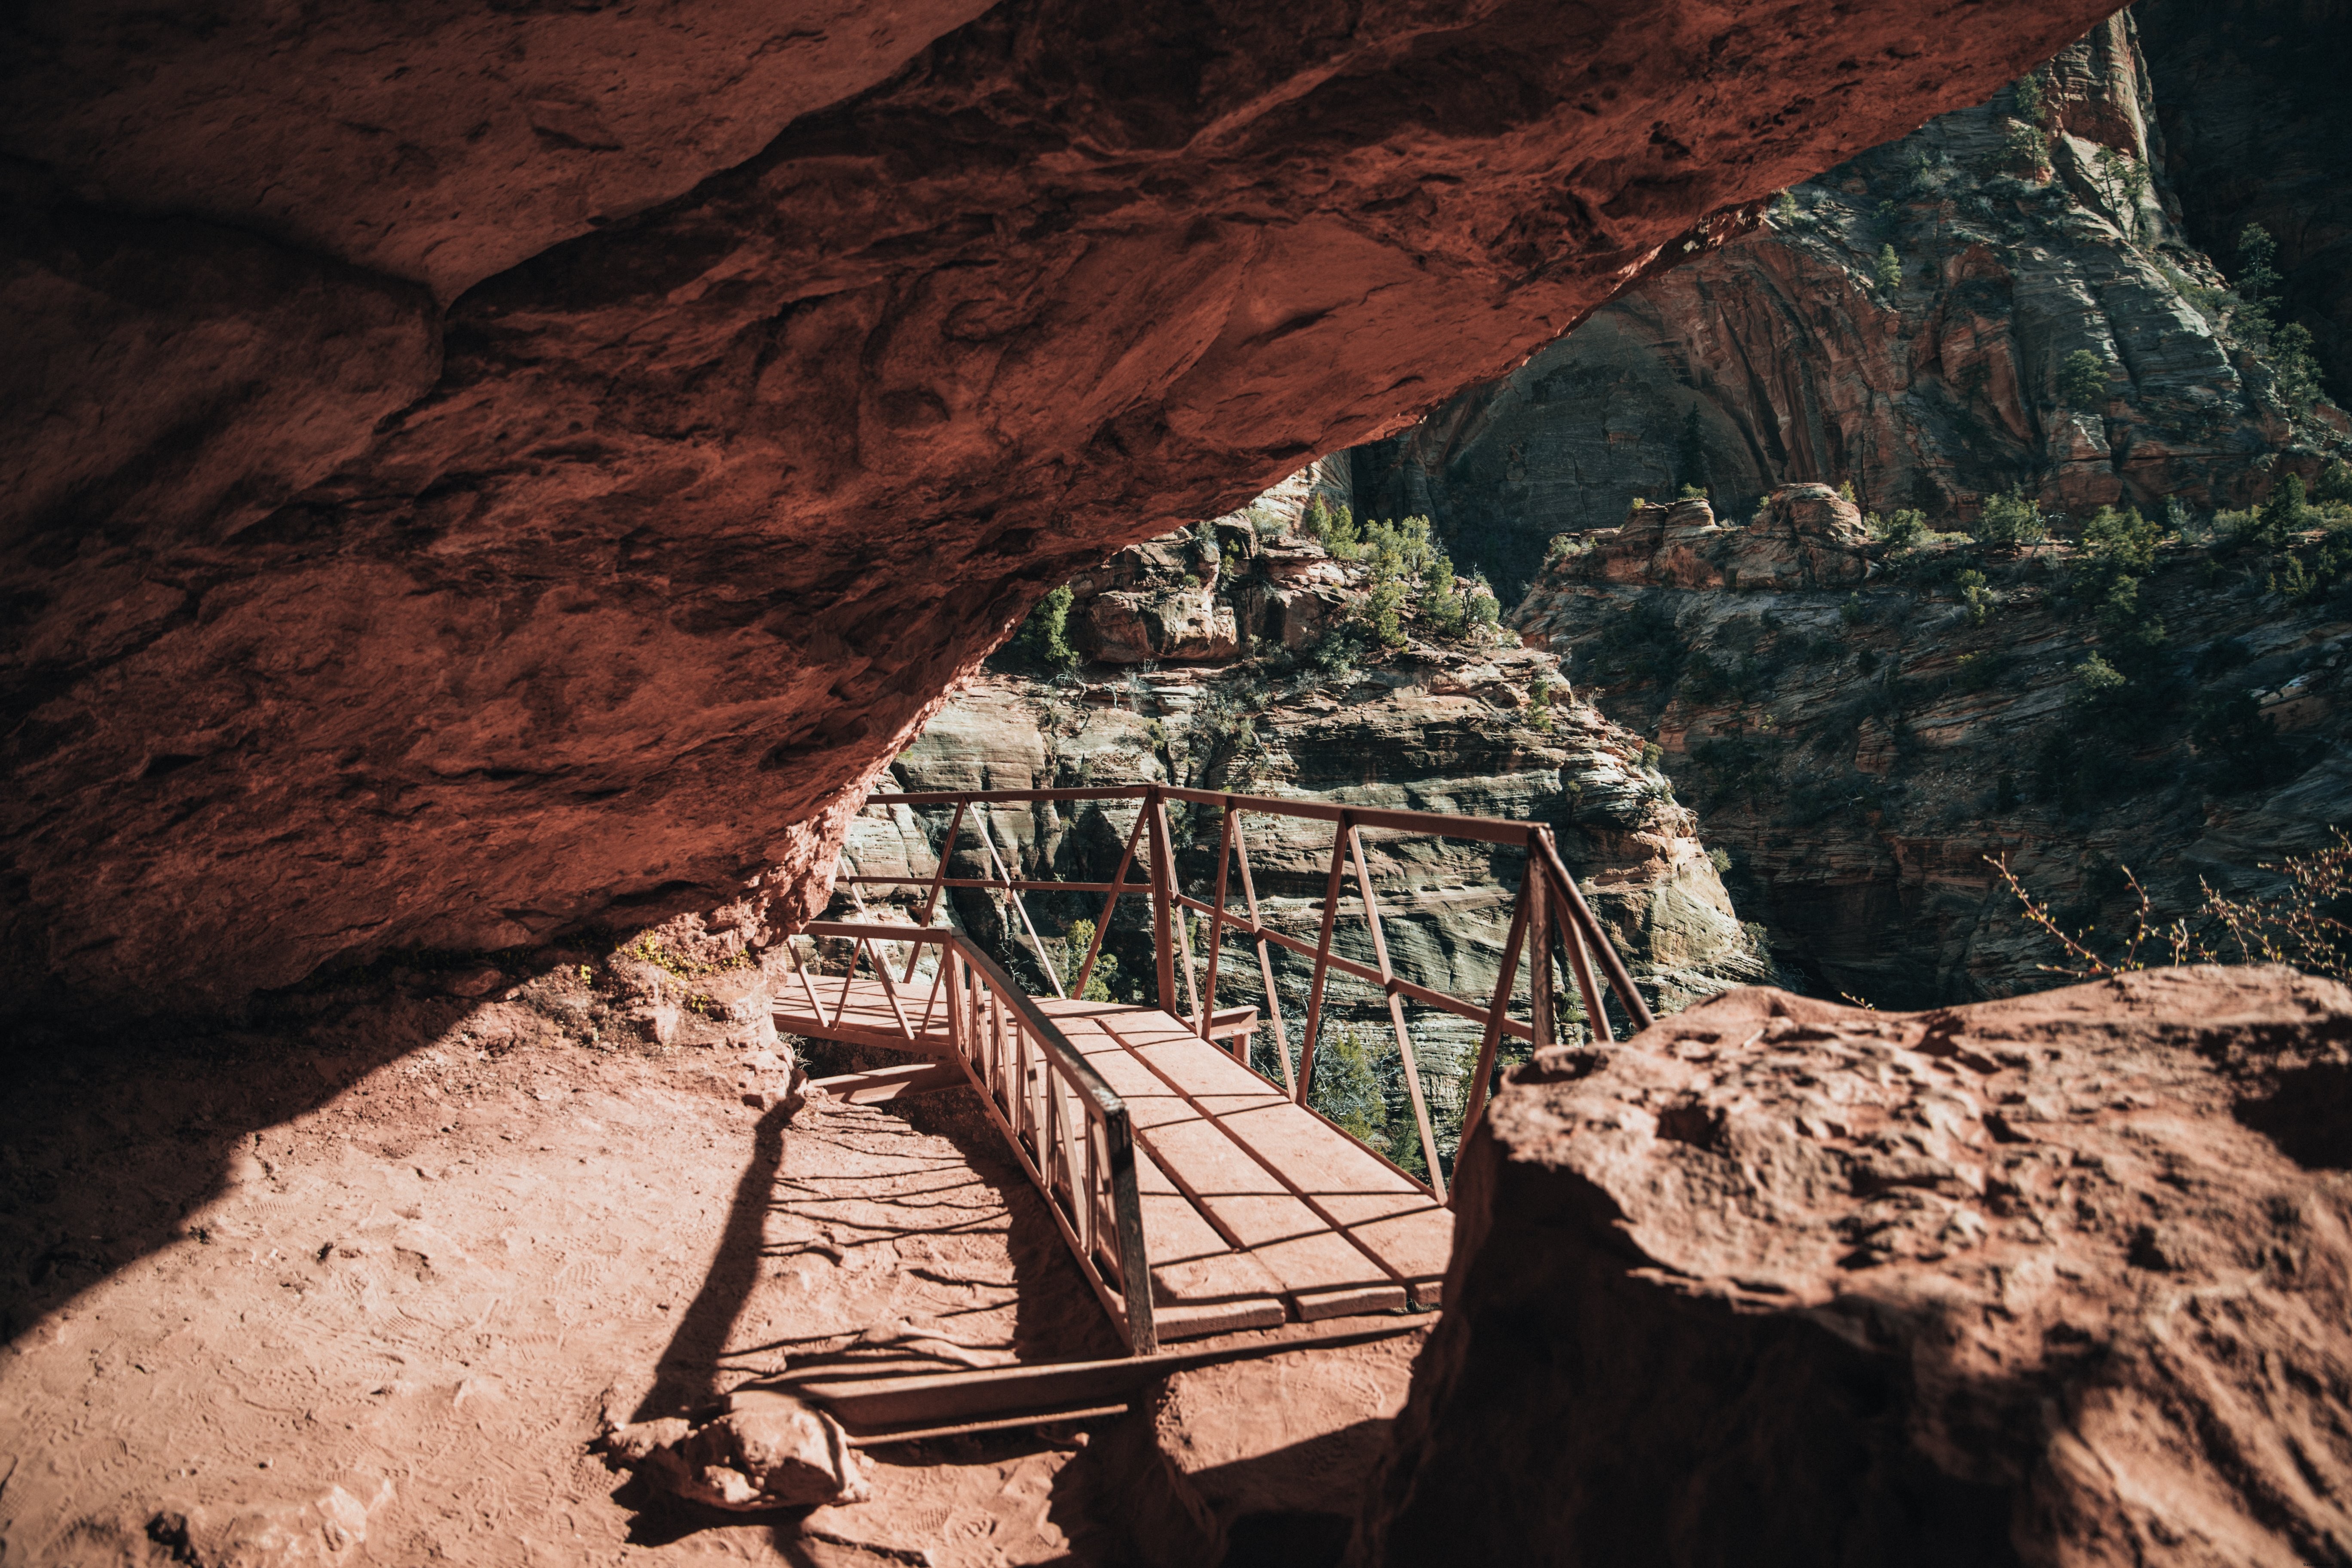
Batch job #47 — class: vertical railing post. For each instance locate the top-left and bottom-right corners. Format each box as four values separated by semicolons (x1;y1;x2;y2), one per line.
1145;785;1178;1014
1528;845;1556;1050
1103;1104;1156;1355
1534;828;1654;1035
1201;804;1235;1048
1294;811;1352;1106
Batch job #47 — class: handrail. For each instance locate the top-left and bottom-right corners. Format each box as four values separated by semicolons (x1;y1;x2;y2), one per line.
859;784;1651;1035
942;933;1155;1355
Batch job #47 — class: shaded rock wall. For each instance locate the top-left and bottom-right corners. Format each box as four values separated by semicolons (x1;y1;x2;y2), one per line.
2141;0;2352;401
0;0;2130;1017
1513;490;2352;1008
1348;14;2340;597
1357;968;2352;1567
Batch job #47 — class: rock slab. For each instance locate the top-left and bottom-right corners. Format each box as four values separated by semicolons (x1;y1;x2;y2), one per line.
1355;966;2352;1567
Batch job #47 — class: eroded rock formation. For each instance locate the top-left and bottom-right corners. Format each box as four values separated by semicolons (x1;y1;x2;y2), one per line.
1357;967;2352;1566
1;0;2131;1018
1511;483;2352;1007
2141;0;2352;400
1348;14;2343;594
833;505;1765;1170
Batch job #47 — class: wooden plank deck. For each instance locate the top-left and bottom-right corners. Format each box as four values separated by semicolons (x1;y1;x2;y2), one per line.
774;971;955;1055
778;978;1454;1338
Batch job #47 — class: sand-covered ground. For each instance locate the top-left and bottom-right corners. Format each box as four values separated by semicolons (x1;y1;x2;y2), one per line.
0;1020;1133;1565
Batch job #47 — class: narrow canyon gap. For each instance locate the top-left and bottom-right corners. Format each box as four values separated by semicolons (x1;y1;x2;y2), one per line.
1;0;2130;1017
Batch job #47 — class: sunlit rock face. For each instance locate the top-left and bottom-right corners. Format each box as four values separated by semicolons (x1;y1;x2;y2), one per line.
0;0;2127;1016
1348;14;2319;596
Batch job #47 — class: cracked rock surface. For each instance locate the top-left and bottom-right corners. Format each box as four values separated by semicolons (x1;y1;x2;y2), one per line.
1;0;2123;1017
1359;965;2352;1566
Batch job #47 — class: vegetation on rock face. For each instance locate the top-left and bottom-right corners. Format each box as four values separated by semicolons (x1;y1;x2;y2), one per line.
1973;486;2049;551
1996;830;2352;984
1006;583;1080;670
1874;243;1903;292
2232;224;2331;415
2059;349;2111;409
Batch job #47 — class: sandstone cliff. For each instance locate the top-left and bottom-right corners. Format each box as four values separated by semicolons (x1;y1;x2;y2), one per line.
0;0;2131;1020
1350;14;2346;597
835;503;1768;1172
1514;486;2352;1007
2141;0;2352;402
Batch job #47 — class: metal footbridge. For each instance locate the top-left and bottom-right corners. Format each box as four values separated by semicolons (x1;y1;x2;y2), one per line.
777;783;1654;1356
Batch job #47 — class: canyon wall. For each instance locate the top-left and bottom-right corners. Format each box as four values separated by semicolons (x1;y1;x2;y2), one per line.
0;0;2130;1019
834;509;1767;1168
1348;13;2342;597
2140;0;2352;401
1514;489;2352;1007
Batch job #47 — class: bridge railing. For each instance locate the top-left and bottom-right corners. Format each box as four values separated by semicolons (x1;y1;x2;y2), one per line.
792;918;1157;1356
845;783;1655;1205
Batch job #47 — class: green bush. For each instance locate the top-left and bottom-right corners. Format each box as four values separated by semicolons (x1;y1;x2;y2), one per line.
1772;189;1800;227
1466;573;1502;629
2095;573;2167;661
2012;68;2048;127
1875;244;1903;291
1307;497;1362;559
1063;918;1118;1002
1868;508;1928;552
2059;349;2111;410
2082;504;2159;571
2319;459;2352;506
1957;568;1994;628
1974;486;2049;551
1008;583;1080;669
1308;1026;1387;1147
2001;120;2049;177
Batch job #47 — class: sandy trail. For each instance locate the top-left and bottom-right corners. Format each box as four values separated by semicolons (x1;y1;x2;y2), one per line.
0;1027;1124;1566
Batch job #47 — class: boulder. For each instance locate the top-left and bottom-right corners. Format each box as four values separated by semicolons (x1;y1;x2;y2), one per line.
1357;968;2352;1567
606;1389;870;1512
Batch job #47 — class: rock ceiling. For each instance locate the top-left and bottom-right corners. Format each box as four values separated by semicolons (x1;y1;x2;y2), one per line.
1;0;2126;1013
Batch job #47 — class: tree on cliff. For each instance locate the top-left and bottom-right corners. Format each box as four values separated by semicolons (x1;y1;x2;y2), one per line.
2233;224;2330;413
1005;584;1080;670
2060;349;2111;410
1974;486;2049;551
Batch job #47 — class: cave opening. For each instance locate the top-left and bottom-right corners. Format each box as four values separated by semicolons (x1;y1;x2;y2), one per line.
8;0;2352;1562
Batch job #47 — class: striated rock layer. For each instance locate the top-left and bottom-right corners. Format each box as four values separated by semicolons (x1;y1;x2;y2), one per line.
836;510;1765;1172
1347;14;2343;595
1357;967;2352;1567
0;0;2128;1017
1511;488;2352;1008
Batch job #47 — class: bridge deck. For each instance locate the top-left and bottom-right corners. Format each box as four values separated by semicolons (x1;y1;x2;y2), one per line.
779;983;1452;1341
776;971;955;1055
